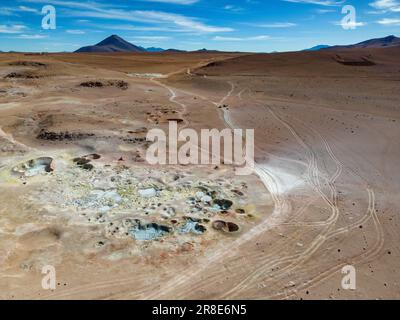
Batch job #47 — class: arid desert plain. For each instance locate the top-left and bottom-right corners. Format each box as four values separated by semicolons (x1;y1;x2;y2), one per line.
0;48;399;299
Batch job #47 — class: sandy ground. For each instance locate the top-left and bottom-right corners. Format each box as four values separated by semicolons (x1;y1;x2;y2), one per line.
0;49;399;299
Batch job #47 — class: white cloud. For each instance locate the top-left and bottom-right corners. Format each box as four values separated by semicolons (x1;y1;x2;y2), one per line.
377;17;400;25
66;29;86;34
24;0;233;33
66;9;234;33
0;24;26;33
333;21;367;27
0;5;39;15
257;22;297;28
141;0;199;4
137;11;234;32
214;35;270;41
283;0;344;6
224;5;245;12
18;6;40;13
370;0;400;12
131;36;170;40
22;0;110;11
316;8;337;13
78;21;189;33
17;34;47;39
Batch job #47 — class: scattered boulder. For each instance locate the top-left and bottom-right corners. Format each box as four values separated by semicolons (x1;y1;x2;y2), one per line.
5;71;40;79
79;80;129;90
88;154;101;160
8;61;47;67
81;163;94;171
73;158;91;166
79;81;104;88
73;154;100;171
37;130;95;141
109;80;129;90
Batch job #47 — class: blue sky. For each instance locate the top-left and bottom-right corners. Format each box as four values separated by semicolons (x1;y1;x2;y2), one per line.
0;0;399;52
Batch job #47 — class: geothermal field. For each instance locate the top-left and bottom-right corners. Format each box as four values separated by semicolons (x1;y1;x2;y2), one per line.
0;48;399;299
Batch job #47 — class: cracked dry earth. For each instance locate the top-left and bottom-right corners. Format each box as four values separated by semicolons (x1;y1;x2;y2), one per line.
0;49;400;300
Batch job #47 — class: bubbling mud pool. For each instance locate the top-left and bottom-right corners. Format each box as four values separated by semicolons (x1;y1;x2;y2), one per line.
0;153;267;261
12;157;54;177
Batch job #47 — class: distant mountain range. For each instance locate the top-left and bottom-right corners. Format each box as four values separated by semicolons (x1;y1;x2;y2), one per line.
74;35;229;53
74;34;400;54
306;35;400;51
304;45;330;51
1;34;399;54
329;35;400;49
145;47;165;52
